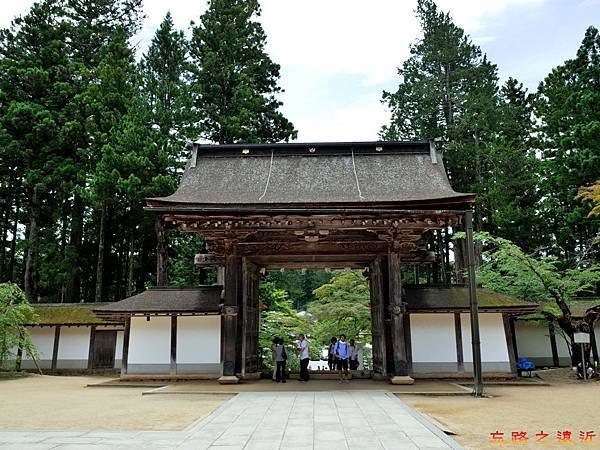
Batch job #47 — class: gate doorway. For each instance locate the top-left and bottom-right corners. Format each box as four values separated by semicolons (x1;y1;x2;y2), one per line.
255;267;374;378
90;330;117;369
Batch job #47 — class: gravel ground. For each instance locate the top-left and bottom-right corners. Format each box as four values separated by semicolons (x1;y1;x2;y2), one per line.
0;374;231;431
401;369;600;449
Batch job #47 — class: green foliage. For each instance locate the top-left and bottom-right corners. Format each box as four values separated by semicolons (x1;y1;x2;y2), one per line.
258;283;312;370
470;233;599;305
264;270;332;310
168;234;215;287
0;283;38;371
309;270;371;346
535;26;600;262
189;0;296;143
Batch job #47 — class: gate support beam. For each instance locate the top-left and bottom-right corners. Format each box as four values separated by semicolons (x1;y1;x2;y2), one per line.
465;210;484;396
220;246;241;384
387;251;413;384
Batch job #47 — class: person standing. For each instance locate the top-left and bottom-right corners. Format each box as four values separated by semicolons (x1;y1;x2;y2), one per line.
274;337;287;383
297;334;310;381
334;334;350;383
271;337;278;382
348;339;359;371
327;336;337;371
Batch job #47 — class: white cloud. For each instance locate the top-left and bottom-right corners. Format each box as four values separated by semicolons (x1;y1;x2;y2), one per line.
2;0;550;142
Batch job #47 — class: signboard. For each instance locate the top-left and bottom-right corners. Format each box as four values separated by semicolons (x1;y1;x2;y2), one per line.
574;332;590;344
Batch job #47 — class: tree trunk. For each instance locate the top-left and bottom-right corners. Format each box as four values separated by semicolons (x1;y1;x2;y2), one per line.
7;190;21;282
24;186;40;300
64;194;84;303
0;193;9;279
127;231;135;297
94;201;107;303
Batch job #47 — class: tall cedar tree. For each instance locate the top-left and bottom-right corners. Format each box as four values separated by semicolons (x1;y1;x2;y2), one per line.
60;0;144;302
140;13;214;289
485;78;544;253
380;0;541;278
535;26;600;264
85;28;139;302
189;0;296;143
0;0;75;300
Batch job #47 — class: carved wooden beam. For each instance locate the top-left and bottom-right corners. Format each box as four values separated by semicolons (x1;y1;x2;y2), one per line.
194;254;225;266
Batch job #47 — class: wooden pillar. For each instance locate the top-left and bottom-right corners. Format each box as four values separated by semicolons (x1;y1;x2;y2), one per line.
403;313;412;372
170;315;177;375
503;315;518;376
387;251;409;377
87;325;97;369
155;216;167;287
221;249;241;378
51;326;61;370
465;211;484;396
549;323;559;367
121;317;131;377
369;257;387;377
454;313;464;371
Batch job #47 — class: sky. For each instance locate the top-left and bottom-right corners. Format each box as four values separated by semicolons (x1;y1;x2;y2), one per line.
2;0;599;142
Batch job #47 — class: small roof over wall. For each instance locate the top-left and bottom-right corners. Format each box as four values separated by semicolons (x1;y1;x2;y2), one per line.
404;285;538;313
94;286;223;319
29;303;122;326
146;141;475;210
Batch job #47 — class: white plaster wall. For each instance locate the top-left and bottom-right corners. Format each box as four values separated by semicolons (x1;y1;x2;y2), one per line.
26;327;55;360
20;327;55;369
176;316;221;364
514;321;551;358
128;316;171;364
115;330;123;360
461;313;510;362
57;328;90;360
410;314;456;362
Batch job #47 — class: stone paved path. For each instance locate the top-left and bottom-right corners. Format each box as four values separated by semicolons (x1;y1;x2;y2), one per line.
0;391;463;449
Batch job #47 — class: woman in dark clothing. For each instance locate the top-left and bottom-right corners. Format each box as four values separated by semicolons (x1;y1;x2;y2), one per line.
327;336;337;371
274;337;287;383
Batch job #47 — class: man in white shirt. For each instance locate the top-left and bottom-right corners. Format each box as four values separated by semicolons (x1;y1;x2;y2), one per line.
334;334;350;383
297;334;309;381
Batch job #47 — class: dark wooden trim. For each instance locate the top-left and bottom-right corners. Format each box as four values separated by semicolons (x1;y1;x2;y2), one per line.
509;316;518;360
170;315;177;375
121;317;131;376
454;313;464;371
222;254;241;376
51;326;61;370
548;323;559;367
503;315;517;376
590;327;599;364
387;251;408;376
87;325;97;369
403;313;412;372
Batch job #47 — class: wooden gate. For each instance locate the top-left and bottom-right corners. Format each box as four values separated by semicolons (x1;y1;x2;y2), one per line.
90;330;117;369
369;257;387;376
241;258;260;376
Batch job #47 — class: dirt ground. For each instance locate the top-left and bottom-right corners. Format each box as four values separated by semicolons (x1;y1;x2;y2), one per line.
402;369;600;449
0;375;230;431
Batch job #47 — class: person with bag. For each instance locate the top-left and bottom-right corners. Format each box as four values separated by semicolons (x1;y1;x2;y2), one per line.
274;337;287;383
334;334;350;383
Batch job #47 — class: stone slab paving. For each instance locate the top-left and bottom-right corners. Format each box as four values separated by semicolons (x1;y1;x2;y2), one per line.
0;391;463;449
